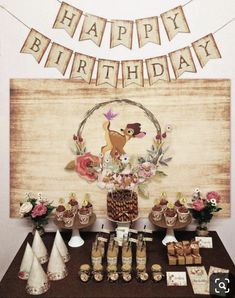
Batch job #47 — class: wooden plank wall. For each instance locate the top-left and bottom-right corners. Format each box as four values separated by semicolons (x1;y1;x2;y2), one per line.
10;79;230;217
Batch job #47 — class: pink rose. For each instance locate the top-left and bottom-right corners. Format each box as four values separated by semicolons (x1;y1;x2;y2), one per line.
76;153;100;182
31;204;47;218
192;199;205;212
206;191;221;203
138;162;156;179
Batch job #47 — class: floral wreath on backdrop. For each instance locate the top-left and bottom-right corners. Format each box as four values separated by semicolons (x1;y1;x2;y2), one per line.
65;99;173;198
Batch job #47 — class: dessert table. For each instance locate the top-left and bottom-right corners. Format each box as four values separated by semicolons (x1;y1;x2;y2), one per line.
0;231;234;298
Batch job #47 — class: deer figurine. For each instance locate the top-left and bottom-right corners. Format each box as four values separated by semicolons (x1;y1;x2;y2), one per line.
101;109;146;159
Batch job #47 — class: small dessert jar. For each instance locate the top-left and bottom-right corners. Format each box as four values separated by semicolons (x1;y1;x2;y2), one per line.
121;264;132;282
107;265;119;282
78;207;90;225
151;264;164;282
63;210;75;228
55;205;66;221
136;264;149;282
152;204;163;221
93;264;104;282
177;206;190;223
78;264;91;283
164;208;177;227
68;198;79;214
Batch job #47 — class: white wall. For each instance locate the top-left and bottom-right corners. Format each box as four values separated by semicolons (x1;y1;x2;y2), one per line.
0;0;235;281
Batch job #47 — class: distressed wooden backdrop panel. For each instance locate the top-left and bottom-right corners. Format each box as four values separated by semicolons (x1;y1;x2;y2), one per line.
10;79;230;217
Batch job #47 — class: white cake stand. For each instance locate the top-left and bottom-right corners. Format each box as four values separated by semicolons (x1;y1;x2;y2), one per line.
148;213;192;246
55;213;96;247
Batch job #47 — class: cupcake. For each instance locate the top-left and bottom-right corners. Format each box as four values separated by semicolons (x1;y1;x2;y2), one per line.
63;210;75;228
174;199;183;211
68;198;79;214
164;208;177;227
56;205;66;221
78;207;90;225
86;201;93;216
177;206;190;223
152;205;163;221
159;194;168;211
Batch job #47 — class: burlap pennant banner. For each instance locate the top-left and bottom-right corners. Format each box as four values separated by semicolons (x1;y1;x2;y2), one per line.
110;20;134;49
45;42;73;75
20;29;51;63
53;2;190;48
79;14;107;47
161;6;190;41
53;2;82;37
21;28;222;87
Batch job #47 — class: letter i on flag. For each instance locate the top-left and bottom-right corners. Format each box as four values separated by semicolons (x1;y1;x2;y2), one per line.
20;29;51;63
192;33;222;68
161;6;190;41
45;42;73;75
53;2;83;37
79;14;107;47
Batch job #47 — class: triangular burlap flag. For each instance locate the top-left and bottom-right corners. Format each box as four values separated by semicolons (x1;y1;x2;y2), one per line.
54;230;70;263
161;6;190;41
110;20;133;49
122;60;144;87
53;1;82;37
21;28;51;63
192;33;222;68
169;46;196;78
146;55;170;85
96;59;120;88
45;42;73;75
79;14;107;47
26;255;50;295
70;52;96;83
18;242;34;280
136;17;161;47
47;242;68;280
32;230;48;264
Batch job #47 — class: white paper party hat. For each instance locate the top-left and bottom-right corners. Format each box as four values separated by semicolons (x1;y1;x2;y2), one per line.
26;255;50;295
18;242;34;280
54;230;70;262
32;230;48;264
47;242;68;280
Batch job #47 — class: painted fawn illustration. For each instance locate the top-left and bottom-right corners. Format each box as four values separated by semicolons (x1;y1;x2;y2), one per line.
101;109;146;159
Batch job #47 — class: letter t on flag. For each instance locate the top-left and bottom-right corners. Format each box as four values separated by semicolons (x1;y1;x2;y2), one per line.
161;6;190;41
96;59;119;88
20;29;51;63
53;2;83;37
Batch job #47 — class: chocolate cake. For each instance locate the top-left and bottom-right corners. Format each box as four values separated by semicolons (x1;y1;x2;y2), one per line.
107;190;138;222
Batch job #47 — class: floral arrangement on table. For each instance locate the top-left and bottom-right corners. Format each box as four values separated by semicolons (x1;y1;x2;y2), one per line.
19;193;55;234
189;188;222;235
65;99;173;199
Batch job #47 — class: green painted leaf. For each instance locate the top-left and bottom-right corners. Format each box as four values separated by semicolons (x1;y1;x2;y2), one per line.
138;184;149;200
65;160;75;171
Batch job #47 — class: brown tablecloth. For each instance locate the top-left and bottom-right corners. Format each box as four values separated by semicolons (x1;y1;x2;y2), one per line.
0;231;234;298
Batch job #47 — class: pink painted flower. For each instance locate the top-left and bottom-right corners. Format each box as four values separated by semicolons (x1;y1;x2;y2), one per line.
138;162;156;179
206;191;221;203
192;199;205;212
31;204;47;218
76;153;100;182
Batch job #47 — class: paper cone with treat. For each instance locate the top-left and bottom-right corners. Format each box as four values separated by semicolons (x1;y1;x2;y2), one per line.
18;242;34;280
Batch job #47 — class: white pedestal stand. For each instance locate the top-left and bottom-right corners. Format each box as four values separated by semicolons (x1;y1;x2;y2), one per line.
68;228;84;247
162;228;178;246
